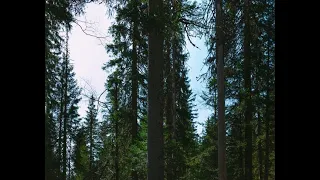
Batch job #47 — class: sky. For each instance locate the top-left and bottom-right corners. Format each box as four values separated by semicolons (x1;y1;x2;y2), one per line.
69;2;211;136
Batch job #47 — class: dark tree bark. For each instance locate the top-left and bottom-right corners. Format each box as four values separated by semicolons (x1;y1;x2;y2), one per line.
244;0;253;180
62;30;69;180
147;0;165;178
257;112;264;180
165;39;174;180
237;88;244;180
215;0;227;179
68;137;72;180
114;82;119;180
89;99;94;180
58;86;64;178
171;41;177;141
131;2;138;179
264;39;271;180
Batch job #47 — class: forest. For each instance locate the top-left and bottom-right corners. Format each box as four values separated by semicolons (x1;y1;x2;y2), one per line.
45;0;275;179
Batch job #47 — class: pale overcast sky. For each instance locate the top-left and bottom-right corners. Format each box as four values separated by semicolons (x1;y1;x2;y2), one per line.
69;2;211;135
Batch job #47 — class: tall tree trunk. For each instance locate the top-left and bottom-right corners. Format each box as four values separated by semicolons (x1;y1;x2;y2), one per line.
254;30;264;180
238;118;244;180
68;135;72;180
244;0;253;180
171;48;176;138
58;87;63;177
114;82;119;180
171;0;177;142
89;108;93;180
58;70;64;177
62;69;67;180
215;0;227;179
264;39;271;180
147;0;164;178
159;54;165;179
62;29;69;180
170;2;177;177
131;3;138;179
257;112;264;180
165;39;174;180
45;87;55;179
237;89;244;180
214;83;217;120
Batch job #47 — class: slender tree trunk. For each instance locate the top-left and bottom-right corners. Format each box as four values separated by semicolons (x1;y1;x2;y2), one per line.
235;87;244;180
238;119;244;180
244;0;253;179
89;108;93;180
214;84;217;120
62;70;67;180
165;40;172;138
131;3;138;179
171;44;177;141
237;91;244;180
147;0;164;178
170;2;177;177
68;135;72;180
114;82;119;180
58;89;63;176
45;88;54;179
58;72;64;177
159;53;165;179
257;112;264;180
171;0;177;142
165;39;174;180
264;40;271;180
62;30;69;180
215;0;227;179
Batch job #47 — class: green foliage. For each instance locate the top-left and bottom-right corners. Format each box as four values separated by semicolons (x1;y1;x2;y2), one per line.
73;127;90;179
45;0;275;179
199;0;275;179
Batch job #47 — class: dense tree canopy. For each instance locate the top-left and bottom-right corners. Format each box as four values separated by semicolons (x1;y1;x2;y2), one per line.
45;0;275;179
